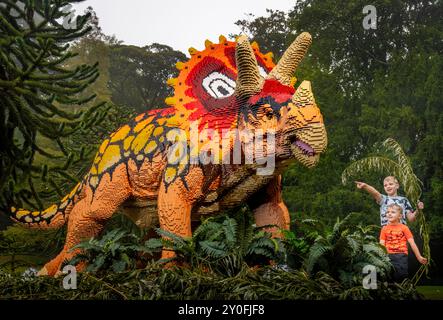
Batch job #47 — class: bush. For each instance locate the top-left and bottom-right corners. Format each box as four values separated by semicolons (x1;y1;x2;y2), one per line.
0;264;422;300
303;213;392;287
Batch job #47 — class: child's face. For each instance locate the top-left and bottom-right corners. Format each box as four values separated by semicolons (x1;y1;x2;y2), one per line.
386;207;402;224
384;178;399;196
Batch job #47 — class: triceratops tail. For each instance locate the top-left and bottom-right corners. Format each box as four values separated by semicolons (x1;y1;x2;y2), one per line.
10;181;86;229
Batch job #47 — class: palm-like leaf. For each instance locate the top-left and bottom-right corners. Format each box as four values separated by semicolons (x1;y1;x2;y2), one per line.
342;156;402;185
381;139;423;202
342;138;423;201
345;236;360;255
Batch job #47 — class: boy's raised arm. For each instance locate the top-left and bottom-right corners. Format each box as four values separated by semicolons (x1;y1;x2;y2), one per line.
406;201;425;223
355;181;382;203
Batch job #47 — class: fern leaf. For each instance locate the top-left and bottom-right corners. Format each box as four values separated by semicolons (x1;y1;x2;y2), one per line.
222;218;237;245
155;228;189;247
199;241;228;258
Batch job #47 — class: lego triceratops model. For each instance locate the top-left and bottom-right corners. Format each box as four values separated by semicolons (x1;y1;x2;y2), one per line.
10;32;327;276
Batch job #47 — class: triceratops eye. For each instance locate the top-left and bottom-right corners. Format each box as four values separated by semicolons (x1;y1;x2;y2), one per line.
202;72;236;99
258;66;268;77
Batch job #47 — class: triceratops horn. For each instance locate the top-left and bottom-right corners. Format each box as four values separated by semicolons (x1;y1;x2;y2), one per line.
235;35;263;98
267;32;312;86
292;80;316;106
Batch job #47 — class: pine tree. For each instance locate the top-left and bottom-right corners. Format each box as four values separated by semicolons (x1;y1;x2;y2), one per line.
0;0;107;213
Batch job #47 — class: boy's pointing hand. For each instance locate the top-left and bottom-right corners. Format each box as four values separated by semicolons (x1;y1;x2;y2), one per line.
355;181;366;189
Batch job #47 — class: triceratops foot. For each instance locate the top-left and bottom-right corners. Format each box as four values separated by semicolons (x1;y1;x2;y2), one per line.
37;254;64;277
37;250;83;277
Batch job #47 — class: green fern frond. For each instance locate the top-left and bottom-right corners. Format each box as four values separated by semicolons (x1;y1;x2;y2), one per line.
155;228;189;247
346;236;360;255
338;269;355;288
248;237;275;254
193;220;222;239
206;228;226;242
238;220;255;256
300;218;321;225
199;241;228;258
141;238;163;251
305;241;332;274
222;218;237;245
362;243;386;257
330;213;356;241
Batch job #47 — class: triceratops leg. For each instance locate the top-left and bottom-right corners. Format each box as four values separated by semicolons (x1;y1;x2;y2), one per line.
251;175;290;235
38;163;132;276
157;166;205;260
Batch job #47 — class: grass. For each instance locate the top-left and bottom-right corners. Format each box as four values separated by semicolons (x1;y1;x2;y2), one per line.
416;286;443;300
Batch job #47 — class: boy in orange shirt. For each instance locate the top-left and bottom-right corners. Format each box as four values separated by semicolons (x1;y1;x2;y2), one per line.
380;203;427;282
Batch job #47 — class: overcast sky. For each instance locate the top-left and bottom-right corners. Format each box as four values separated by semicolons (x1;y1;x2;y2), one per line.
73;0;296;54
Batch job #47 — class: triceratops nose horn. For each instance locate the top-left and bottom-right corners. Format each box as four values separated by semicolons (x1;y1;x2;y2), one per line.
267;32;312;86
235;35;263;99
292;80;316;106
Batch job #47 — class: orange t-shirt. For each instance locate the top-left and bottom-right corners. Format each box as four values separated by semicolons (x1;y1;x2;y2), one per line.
380;224;413;254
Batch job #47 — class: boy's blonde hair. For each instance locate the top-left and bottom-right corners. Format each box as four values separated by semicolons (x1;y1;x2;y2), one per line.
384;176;399;185
387;203;403;215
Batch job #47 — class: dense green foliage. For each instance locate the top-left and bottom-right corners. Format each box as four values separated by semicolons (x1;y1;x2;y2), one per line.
0;0;110;211
0;224;61;272
0;2;182;216
0;265;422;300
304;214;392;287
155;208;286;275
108;43;185;113
68;229;153;273
67;209;287;277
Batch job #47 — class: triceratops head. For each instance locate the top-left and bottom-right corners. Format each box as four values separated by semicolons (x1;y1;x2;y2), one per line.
235;33;327;168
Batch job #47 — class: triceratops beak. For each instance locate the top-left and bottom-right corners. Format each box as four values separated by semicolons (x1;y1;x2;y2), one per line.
267;32;312;86
235;35;263;99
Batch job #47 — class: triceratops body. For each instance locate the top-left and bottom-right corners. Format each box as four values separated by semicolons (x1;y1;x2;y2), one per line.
11;33;327;276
